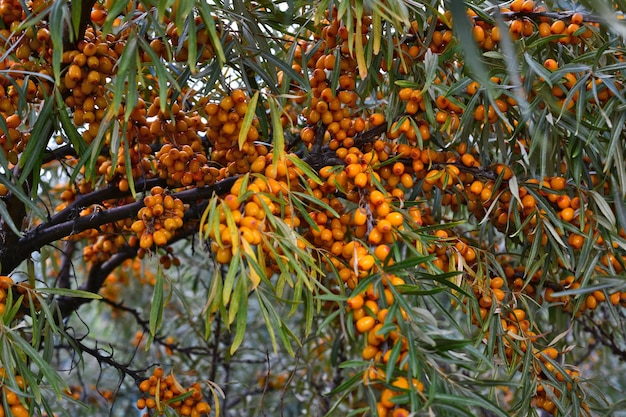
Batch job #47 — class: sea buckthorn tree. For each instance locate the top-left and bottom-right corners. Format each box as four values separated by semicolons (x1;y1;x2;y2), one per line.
0;0;625;415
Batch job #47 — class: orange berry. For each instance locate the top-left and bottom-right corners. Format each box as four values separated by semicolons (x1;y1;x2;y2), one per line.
376;219;392;234
560;207;575;222
521;0;535;12
550;176;566;190
469;180;484;195
571;13;584;25
347;294;365;310
540;347;559;361
398;88;413;101
358;255;376;271
490;277;505;289
385;212;403;227
521;194;536;210
354;172;368;188
139;233;154;249
362;344;379;360
510;0;523;11
392;162;405;176
369;190;385;206
550;20;566;35
374;244;391;261
369;113;385;126
153;230;168;246
495;164;513;180
586;295;598;310
352;207;368;226
544;58;559;71
538;22;551;37
568;233;584;249
355;316;376;333
10;405;28;417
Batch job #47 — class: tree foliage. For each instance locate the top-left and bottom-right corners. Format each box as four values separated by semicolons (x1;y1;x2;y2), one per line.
0;0;625;416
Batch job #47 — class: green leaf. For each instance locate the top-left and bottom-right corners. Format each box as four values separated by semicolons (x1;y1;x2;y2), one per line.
122;128;136;197
326;370;363;396
148;265;165;348
238;91;259;150
230;278;248;354
550;282;616;298
112;35;138;114
269;97;285;167
137;37;179;112
588;190;616;226
19;99;54;186
256;291;279;353
55;90;86;155
71;0;81;39
197;2;225;65
185;13;198;73
36;288;102;299
49;0;65;85
222;249;241;307
8;332;67;398
286;154;323;186
102;0;131;35
433;393;509;417
394;284;446;296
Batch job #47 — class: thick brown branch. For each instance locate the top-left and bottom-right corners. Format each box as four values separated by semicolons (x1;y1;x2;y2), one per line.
1;175;238;274
54;179;236;318
46;177;165;229
57;240;76;289
56;246;138;318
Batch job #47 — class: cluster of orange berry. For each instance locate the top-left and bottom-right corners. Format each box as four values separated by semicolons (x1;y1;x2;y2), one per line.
545;274;626;315
63;384;114;404
203;89;266;178
300;16;361;144
137;367;211;417
463;1;595;52
0;0;59;161
533;347;588;415
61;28;119;144
346;276;426;416
155;142;218;188
206;158;301;266
131;186;186;250
0;367;29;417
0;275;41;318
363;369;424;417
80;215;132;261
281;5;626;413
0;275;13;316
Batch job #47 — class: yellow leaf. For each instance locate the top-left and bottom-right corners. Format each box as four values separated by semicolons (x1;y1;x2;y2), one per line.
238;91;259;150
373;12;381;55
355;8;368;79
242;240;261;289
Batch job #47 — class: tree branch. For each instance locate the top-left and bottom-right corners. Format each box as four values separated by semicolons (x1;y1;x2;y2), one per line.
69;335;145;383
0;175;239;274
56;245;138;318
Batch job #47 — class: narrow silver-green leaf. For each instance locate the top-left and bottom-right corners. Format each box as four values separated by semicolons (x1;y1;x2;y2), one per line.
148;265;165;348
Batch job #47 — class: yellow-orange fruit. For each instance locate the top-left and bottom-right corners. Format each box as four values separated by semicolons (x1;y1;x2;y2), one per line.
355;316;376;333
